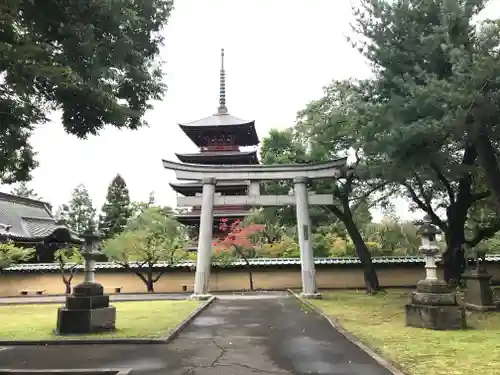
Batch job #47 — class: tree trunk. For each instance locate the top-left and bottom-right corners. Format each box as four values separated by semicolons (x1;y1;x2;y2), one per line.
343;212;381;293
471;122;500;215
244;258;254;291
442;174;472;284
64;281;71;294
234;246;254;291
442;228;466;285
130;270;152;292
147;269;154;292
61;273;73;294
443;198;467;284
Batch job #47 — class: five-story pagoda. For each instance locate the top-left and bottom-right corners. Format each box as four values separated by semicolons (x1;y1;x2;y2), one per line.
170;49;259;245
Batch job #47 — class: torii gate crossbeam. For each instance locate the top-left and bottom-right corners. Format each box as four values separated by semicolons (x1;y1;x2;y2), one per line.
163;158;347;299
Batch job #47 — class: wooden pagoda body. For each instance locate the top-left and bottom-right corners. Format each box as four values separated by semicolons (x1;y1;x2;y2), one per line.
170;49;260;248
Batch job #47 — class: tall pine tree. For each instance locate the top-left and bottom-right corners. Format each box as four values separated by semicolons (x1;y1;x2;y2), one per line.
59;184;97;235
99;175;132;239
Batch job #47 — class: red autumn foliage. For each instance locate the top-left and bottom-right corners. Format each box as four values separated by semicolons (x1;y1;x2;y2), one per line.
214;219;265;291
214;219;265;252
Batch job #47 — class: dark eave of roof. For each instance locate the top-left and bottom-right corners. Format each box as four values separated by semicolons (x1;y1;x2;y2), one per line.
175;150;259;165
176;210;251;217
170;181;248;189
175;211;250;224
178;116;259;147
170;181;247;196
5;255;500;272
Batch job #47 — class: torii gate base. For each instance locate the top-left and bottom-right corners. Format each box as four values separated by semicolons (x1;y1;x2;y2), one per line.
163;159;347;299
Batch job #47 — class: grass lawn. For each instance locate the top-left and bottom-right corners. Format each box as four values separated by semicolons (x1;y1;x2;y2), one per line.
310;289;500;375
0;300;200;340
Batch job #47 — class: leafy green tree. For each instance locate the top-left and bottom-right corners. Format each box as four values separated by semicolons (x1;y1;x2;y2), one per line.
353;199;373;229
54;247;83;294
244;208;293;244
260;119;384;292
130;191;156;219
259;129;316;228
364;220;421;256
348;0;500;283
58;184;97;235
0;243;34;270
0;0;174;184
485;231;500;253
99;174;132;239
296;83;392;293
10;182;40;199
104;207;187;292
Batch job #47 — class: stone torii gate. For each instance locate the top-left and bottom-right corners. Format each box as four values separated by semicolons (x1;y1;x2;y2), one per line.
163;158;347;299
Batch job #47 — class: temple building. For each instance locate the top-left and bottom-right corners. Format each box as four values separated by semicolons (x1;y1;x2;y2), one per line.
0;192;82;262
169;49;260;245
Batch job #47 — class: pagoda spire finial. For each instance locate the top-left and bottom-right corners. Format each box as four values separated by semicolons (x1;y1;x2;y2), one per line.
217;48;228;114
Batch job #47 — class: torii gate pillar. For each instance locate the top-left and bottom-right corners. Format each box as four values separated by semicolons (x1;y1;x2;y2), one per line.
191;177;215;300
294;177;321;298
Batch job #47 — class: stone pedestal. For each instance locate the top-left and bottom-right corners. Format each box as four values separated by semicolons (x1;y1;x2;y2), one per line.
463;271;498;311
56;283;116;335
405;279;466;330
190;294;212;301
300;292;322;299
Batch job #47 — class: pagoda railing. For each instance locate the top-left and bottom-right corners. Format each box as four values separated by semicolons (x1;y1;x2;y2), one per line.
189;205;249;213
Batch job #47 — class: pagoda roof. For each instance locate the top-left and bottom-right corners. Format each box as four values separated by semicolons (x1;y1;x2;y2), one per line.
175;150;259;165
178;49;260;147
170;181;247;196
178;115;259;148
179;113;253;127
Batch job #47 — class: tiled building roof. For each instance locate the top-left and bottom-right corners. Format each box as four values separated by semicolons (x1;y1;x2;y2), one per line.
4;255;500;272
0;192;80;242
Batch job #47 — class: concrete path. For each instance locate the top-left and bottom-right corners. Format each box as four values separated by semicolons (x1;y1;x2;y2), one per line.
0;293;393;374
0;293;190;305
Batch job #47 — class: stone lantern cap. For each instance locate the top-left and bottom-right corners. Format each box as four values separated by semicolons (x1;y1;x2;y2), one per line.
81;231;105;261
417;215;441;236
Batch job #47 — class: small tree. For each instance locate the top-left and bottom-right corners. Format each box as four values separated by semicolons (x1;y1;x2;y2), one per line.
99;174;132;239
0;242;34;270
104;207;187;292
214;219;265;291
11;182;40;200
54;247;83;294
58;184;97;235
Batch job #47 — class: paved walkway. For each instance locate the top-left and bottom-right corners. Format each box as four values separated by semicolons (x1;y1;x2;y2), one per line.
0;293;190;305
0;293;392;374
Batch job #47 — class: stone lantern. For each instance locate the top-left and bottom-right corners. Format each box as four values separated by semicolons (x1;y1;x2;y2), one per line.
56;232;116;335
405;215;466;330
78;232;102;286
462;243;498;311
416;215;441;281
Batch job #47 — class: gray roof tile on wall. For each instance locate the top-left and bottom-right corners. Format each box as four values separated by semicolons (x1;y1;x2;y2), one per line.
4;255;500;272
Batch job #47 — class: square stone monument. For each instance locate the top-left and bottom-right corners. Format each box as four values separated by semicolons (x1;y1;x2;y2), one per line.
405;215;466;330
56;232;116;335
463;247;498;311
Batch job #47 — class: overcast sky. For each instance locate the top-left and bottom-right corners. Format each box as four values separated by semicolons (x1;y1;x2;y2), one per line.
4;0;500;221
